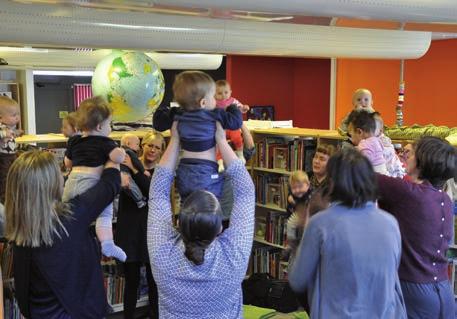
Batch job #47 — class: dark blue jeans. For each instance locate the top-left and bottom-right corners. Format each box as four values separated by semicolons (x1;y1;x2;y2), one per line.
401;279;454;319
176;158;223;202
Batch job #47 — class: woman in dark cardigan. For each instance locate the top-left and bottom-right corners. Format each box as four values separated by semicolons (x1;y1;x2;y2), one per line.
115;132;165;319
377;136;457;319
6;151;121;318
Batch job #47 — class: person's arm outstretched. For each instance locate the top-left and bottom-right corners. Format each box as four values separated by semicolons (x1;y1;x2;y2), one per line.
217;122;255;263
147;122;180;262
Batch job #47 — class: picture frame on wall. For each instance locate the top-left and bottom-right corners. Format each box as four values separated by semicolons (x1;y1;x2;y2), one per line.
247;105;275;121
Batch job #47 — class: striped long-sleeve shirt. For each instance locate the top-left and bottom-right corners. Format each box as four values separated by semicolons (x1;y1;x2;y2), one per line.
147;160;255;319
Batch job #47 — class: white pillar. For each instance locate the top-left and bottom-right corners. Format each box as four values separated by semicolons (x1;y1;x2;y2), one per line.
16;69;36;135
329;58;337;130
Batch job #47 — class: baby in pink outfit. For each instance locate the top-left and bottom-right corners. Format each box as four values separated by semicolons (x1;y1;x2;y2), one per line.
347;110;388;174
214;80;249;170
373;112;406;178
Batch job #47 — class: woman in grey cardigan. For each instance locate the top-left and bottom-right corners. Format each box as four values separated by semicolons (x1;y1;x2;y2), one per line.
289;148;406;319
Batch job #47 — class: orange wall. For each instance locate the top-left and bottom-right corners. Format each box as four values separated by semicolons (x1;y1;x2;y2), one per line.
336;39;457;127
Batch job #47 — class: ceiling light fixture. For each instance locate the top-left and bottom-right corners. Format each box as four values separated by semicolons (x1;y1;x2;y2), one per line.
33;70;94;76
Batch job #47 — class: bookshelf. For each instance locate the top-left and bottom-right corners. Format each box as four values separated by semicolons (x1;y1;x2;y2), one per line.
247;128;343;280
254;237;286;250
111;296;149;313
253;167;292;175
256;203;286;212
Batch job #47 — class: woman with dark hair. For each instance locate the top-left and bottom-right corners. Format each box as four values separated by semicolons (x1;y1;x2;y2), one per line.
147;122;255;318
377;136;457;319
289;148;406;319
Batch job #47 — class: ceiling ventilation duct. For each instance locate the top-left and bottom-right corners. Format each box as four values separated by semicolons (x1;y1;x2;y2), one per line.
0;1;431;59
153;0;457;24
0;48;223;70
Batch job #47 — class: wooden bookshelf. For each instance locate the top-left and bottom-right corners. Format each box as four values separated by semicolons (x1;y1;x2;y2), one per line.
254;237;286;250
16;130;158;144
16;127;341;145
251;127;341;139
110;296;149;313
256;202;286;212
247;128;344;281
253;167;292;175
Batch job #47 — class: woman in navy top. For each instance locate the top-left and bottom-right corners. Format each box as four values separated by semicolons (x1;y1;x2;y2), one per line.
5;150;120;318
377;136;457;319
289;148;406;319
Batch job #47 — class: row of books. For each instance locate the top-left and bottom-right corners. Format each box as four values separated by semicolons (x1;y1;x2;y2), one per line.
4;297;25;319
248;246;288;280
256;211;288;247
104;275;126;306
102;261;150;307
255;174;289;208
255;137;317;172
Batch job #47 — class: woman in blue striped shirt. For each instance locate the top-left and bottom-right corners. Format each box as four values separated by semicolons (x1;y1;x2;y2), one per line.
147;122;255;318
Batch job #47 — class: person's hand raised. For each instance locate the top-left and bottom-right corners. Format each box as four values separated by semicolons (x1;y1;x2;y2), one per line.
215;122;226;143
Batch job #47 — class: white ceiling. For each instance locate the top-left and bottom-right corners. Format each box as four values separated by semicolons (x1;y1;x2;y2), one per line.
0;0;455;68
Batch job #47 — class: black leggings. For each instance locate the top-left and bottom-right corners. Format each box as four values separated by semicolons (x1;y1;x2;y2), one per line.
123;262;158;319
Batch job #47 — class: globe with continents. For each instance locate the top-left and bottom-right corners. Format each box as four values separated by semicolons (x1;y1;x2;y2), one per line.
92;51;165;122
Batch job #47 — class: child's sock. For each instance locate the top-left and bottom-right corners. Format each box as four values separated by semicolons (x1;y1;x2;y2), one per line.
101;240;127;262
96;224;127;262
218;159;225;173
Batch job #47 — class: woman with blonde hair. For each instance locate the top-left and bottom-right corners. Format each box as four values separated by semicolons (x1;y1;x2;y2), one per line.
5;150;120;318
115;131;165;319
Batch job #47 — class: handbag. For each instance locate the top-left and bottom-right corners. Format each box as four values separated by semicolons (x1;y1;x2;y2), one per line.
242;273;298;313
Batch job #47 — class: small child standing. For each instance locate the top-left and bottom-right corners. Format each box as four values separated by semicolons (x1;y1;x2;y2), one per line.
338;88;376;141
215;80;249;168
373;112;406;178
286;170;312;216
0;96;22;203
120;133;148;208
173;71;243;201
63;97;127;261
347;110;388;175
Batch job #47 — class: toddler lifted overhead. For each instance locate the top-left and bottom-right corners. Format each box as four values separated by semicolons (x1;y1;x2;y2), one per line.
172;71;243;202
339;88;375;138
64;97;126;261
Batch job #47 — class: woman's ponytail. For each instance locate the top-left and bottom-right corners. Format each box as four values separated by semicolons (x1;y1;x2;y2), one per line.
179;190;222;266
184;240;206;265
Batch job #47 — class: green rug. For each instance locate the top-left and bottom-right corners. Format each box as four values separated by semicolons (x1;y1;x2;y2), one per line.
243;305;277;319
